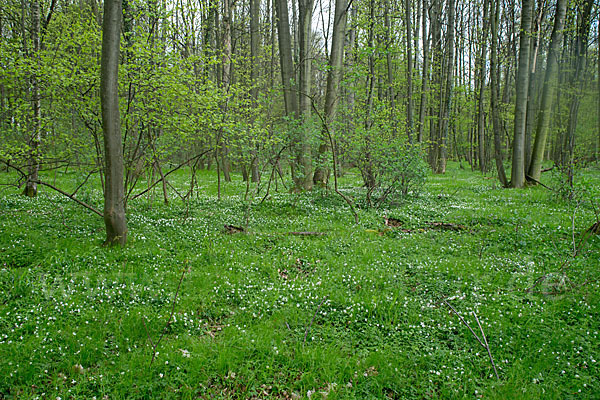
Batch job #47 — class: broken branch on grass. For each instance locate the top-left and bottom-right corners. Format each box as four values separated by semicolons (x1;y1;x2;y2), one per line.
473;311;500;380
304;296;328;344
442;300;500;380
146;266;188;365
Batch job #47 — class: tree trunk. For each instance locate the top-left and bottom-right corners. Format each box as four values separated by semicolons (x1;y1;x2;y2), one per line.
524;1;544;172
510;0;534;188
313;0;348;186
275;0;298;117
23;0;41;197
562;0;594;188
220;0;232;182
101;0;127;246
428;0;442;168
250;0;260;182
528;0;567;182
405;0;414;143
297;0;314;190
490;0;508;186
435;0;455;174
476;0;490;174
417;0;429;143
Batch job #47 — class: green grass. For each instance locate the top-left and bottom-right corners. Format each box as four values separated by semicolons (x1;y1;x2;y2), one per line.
0;162;599;399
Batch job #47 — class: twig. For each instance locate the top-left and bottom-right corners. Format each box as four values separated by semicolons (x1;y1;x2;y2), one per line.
304;296;328;344
147;267;188;365
473;311;500;380
442;300;500;380
132;150;212;200
0;160;103;217
442;300;485;349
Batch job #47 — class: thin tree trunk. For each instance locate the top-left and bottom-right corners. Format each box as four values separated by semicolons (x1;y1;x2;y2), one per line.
297;0;314;190
101;0;127;246
417;0;429;143
510;0;534;188
405;0;414;143
385;0;396;137
524;0;544;171
435;0;455;174
24;0;41;197
250;0;260;182
476;0;490;173
562;0;594;191
220;0;232;182
528;0;567;182
313;0;348;186
490;0;508;186
275;0;298;116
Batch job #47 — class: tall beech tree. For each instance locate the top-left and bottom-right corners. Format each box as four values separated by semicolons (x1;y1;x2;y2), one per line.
23;0;41;197
510;0;534;188
313;0;348;186
528;0;567;182
101;0;127;246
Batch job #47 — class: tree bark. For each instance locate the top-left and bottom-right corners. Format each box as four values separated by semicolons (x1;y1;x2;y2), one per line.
490;0;508;186
275;0;298;117
101;0;127;246
23;0;41;197
510;0;534;188
313;0;348;186
476;0;490;173
435;0;455;174
527;0;567;182
417;0;429;143
297;0;314;190
405;0;414;143
250;0;260;182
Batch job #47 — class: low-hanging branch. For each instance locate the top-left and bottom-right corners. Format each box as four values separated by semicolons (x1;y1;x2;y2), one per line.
1;160;103;217
131;149;213;201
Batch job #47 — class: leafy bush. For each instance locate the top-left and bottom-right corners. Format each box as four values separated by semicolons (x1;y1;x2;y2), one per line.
365;142;428;206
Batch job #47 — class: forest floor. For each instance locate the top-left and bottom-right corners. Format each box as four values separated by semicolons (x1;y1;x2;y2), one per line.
0;162;599;399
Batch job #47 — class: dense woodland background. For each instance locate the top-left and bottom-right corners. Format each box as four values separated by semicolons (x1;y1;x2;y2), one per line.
1;0;599;226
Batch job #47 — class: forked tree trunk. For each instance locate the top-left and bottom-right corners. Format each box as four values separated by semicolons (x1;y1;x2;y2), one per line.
101;0;127;246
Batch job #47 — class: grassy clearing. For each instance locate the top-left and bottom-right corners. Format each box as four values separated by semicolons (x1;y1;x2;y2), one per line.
0;162;599;399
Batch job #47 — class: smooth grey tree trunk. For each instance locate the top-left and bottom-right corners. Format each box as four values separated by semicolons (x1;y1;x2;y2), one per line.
250;0;260;182
476;0;490;173
490;0;508;187
24;0;41;197
297;0;314;190
405;0;414;143
435;0;455;174
101;0;127;246
417;0;429;143
275;0;298;117
562;0;594;190
313;0;348;186
510;0;534;188
527;0;567;182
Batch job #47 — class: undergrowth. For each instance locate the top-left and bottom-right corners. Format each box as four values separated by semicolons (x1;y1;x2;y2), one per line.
0;162;598;399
